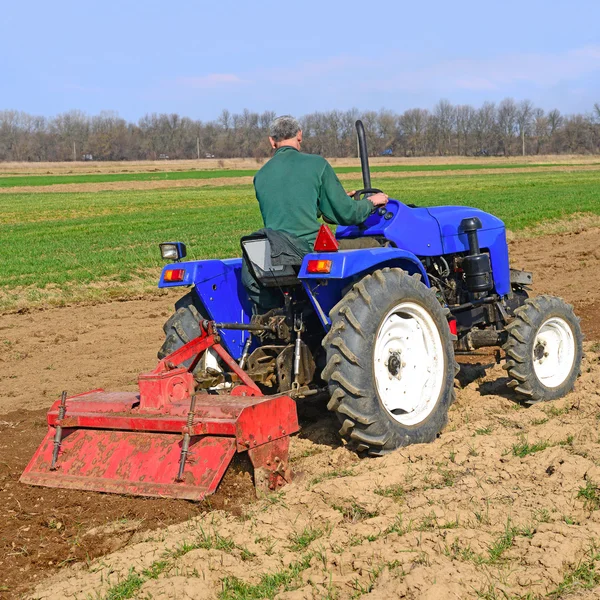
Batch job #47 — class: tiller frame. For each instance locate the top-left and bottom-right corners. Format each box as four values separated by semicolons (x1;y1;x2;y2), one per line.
20;322;299;501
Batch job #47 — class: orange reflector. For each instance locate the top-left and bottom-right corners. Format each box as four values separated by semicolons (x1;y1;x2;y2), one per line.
307;260;332;274
164;269;185;282
314;224;339;252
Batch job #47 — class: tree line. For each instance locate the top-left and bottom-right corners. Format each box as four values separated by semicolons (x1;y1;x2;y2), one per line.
1;99;599;162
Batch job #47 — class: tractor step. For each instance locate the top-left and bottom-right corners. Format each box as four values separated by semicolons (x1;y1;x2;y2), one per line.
20;322;300;501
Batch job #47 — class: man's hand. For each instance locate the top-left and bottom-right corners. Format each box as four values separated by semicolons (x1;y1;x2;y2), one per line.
368;192;388;207
346;190;356;197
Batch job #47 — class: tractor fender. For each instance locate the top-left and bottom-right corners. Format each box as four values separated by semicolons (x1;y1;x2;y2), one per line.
298;247;430;327
298;247;429;285
158;258;253;359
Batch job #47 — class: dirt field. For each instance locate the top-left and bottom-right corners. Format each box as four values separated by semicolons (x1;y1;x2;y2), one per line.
1;227;600;599
3;164;600;195
1;154;598;177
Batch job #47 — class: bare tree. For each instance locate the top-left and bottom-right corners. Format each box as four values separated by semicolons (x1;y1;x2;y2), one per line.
456;105;475;155
516;100;534;156
532;108;548;155
399;108;429;156
1;101;600;162
473;102;497;154
431;100;456;155
497;98;518;156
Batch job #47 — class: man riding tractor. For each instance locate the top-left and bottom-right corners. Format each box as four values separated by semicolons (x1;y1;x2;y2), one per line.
242;115;389;312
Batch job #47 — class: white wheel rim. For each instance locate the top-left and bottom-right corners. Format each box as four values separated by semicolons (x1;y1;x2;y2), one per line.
532;317;576;388
374;302;445;426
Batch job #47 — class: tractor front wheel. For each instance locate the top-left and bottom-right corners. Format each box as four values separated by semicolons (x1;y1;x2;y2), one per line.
502;295;583;404
322;268;457;456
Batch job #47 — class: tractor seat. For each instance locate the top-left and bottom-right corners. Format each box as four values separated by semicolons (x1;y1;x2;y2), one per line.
241;233;302;288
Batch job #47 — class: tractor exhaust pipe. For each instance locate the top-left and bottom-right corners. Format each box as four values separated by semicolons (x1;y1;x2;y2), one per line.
355;120;371;190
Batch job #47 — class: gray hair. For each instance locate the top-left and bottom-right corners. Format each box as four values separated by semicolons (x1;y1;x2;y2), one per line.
269;115;301;142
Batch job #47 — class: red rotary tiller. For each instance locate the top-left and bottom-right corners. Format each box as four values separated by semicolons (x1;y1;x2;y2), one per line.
21;322;299;500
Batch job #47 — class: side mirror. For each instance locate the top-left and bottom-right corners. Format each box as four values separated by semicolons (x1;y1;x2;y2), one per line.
159;242;187;262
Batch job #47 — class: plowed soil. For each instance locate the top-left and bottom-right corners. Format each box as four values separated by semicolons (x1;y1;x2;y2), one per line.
1;226;599;599
3;164;599;195
1;155;597;176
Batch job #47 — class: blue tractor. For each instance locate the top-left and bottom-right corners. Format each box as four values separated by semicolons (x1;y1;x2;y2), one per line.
157;121;583;456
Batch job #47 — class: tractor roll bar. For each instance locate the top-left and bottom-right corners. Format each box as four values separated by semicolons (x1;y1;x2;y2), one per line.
355;120;371;190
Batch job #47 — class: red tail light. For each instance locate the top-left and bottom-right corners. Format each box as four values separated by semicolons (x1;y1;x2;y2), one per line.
164;269;186;282
314;225;339;252
307;260;332;274
448;318;457;335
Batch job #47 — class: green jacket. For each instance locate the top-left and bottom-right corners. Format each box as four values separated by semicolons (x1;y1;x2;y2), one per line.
253;146;372;245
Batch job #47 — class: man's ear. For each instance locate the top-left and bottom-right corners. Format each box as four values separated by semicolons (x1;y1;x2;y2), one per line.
297;130;303;144
269;137;277;149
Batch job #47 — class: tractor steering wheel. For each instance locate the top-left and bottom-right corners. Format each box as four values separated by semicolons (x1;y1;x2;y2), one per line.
321;187;387;224
353;188;384;214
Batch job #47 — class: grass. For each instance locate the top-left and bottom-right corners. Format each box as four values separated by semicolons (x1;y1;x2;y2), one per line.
577;480;600;511
1;161;595;188
475;426;493;436
2;167;600;311
288;525;324;551
169;528;255;561
511;434;575;458
219;553;314;600
548;544;600;597
374;483;405;502
103;568;146;600
350;561;401;598
332;501;379;523
99;528;256;599
309;468;355;487
512;439;551;458
487;521;533;560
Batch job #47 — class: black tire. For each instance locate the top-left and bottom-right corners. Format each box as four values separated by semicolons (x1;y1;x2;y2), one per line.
158;291;205;369
322;267;458;456
502;295;583;404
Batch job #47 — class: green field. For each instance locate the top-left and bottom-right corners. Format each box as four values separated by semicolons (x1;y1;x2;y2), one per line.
1;168;599;312
0;161;596;188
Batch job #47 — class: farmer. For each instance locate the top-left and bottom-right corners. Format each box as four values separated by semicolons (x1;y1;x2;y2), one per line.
242;115;388;311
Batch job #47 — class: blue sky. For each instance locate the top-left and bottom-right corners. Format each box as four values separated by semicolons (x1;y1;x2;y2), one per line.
1;0;599;121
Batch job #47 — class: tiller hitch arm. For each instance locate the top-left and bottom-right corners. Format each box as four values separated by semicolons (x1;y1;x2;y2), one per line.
21;321;299;501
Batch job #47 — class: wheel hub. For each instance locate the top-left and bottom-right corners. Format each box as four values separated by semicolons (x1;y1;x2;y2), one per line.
532;317;576;388
386;350;403;378
374;302;445;426
533;341;547;362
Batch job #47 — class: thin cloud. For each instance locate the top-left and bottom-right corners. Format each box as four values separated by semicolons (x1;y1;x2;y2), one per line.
372;45;600;92
453;77;497;91
172;45;600;102
254;55;377;85
177;73;248;89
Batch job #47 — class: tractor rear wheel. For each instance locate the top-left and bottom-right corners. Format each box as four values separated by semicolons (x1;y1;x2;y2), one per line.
502;295;583;404
322;267;457;455
158;291;205;370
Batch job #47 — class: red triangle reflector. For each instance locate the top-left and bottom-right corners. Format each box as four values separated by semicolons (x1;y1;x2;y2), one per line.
314;225;339;252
